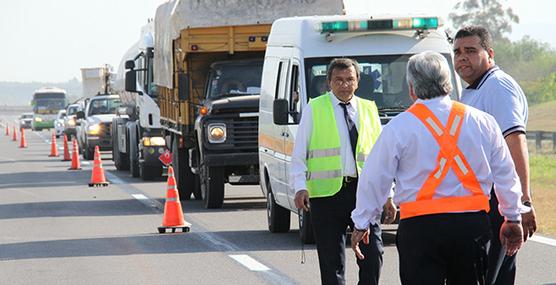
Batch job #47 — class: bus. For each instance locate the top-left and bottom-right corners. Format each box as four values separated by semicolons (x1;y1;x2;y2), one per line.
31;87;68;131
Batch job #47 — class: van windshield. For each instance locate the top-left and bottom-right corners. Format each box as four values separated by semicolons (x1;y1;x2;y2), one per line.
305;54;458;110
206;60;263;99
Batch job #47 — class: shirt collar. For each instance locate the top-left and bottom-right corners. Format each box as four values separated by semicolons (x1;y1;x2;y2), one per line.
329;92;356;106
466;65;499;90
415;95;451;106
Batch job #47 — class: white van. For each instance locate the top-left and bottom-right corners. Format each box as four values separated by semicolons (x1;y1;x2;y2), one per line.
258;15;461;242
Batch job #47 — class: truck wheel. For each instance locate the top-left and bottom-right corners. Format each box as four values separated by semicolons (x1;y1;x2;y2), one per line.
140;164;162;181
83;147;95;161
172;139;200;200
266;179;290;233
129;137;140;178
299;210;315;244
113;137;129;171
200;165;225;209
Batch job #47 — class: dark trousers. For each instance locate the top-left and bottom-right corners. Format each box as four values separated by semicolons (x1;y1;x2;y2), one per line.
396;212;491;285
310;179;384;285
486;190;517;285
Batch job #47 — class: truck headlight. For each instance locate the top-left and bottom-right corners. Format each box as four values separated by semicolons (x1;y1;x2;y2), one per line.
35;117;43;122
68;118;76;126
87;124;101;135
207;123;226;143
143;136;166;147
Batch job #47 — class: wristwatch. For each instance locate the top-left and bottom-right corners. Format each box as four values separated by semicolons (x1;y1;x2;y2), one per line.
354;227;368;233
523;201;532;207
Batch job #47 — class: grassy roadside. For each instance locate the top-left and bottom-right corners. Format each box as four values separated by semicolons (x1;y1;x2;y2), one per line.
528;100;556;132
529;154;556;236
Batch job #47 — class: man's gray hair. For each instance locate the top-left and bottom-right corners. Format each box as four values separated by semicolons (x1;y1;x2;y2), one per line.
406;51;453;99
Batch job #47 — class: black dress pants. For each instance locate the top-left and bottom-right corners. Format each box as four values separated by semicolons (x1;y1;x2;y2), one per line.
310;179;384;285
486;190;517;285
396;212;491;285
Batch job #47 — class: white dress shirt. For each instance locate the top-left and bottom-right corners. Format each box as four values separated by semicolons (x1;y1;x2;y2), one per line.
290;92;364;193
351;95;523;230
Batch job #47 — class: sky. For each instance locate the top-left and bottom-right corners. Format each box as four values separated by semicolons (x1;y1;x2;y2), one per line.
0;0;554;83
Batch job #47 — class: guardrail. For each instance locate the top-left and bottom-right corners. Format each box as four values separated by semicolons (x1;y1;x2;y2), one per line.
527;131;556;153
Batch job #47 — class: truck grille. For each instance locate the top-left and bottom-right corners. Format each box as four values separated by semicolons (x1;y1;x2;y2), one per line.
204;116;258;151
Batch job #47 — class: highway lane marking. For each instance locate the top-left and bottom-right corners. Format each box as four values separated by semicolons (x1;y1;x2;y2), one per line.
131;194;149;200
531;235;556;247
229;254;271;271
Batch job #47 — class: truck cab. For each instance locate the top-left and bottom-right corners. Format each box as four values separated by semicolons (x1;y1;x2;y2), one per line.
258;15;462;242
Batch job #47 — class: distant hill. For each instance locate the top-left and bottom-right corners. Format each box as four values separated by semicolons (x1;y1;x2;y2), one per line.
0;79;82;106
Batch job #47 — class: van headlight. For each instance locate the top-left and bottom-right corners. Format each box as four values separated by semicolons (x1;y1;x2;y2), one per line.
87;124;101;135
35;117;43;122
207;123;226;143
143;136;166;146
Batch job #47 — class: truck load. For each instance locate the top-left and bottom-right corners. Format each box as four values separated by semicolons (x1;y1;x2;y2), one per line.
124;0;343;208
81;65;113;97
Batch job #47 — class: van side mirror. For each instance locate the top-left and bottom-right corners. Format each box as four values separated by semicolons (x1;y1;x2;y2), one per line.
273;99;289;125
178;72;190;101
76;111;85;119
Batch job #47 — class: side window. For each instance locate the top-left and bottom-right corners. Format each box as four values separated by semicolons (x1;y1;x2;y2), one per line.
288;64;301;123
275;60;289;100
274;62;283;99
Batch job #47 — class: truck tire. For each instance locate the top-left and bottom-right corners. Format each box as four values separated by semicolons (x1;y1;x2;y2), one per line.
172;138;201;200
299;210;315;244
140;164;162;181
129;132;140;178
200;165;225;209
266;179;290;233
83;146;95;161
112;120;129;171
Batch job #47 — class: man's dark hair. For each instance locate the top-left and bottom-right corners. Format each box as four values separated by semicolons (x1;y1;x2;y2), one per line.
326;58;360;82
454;26;493;51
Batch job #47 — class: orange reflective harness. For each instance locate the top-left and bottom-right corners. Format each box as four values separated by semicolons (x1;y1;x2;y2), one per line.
399;102;490;220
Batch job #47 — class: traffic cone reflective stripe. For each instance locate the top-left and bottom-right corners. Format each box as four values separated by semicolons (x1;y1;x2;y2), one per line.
49;132;59;157
61;135;71;161
68;140;81;170
89;146;109;187
12;126;17;141
19;128;27;148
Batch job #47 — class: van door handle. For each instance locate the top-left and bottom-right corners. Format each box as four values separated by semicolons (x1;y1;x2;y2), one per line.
282;132;290;138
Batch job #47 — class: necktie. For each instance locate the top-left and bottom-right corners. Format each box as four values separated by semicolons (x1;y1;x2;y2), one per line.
339;102;359;161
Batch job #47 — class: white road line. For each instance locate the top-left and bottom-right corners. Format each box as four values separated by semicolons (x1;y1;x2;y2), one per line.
131;194;149;200
531;235;556;247
229;254;271;271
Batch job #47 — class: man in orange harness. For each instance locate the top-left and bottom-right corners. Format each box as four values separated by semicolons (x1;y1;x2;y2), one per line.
350;51;524;284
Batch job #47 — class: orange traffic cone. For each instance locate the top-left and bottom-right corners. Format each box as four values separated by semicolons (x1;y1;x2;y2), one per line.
4;125;9;136
158;166;191;234
12;126;17;141
89;146;109;187
19;128;27;148
49;132;59;157
68;139;81;170
61;134;71;161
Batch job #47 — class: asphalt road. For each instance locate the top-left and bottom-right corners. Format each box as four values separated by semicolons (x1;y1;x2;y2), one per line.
1;113;555;285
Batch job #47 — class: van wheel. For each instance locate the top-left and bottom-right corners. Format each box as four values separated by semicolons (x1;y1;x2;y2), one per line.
267;181;290;233
300;210;315;244
200;165;224;209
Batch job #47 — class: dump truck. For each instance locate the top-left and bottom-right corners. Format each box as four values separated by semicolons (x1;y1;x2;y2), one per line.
112;22;165;180
124;0;343;208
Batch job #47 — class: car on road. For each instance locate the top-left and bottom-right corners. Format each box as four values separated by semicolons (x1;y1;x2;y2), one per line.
54;109;66;138
76;95;121;160
19;113;34;129
63;103;82;139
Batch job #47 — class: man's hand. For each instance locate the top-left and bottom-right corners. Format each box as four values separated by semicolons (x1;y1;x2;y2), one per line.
500;221;524;256
521;205;537;242
351;228;369;260
294;190;310;212
383;198;397;224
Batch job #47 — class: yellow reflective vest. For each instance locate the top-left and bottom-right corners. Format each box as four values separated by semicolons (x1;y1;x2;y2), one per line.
306;93;381;198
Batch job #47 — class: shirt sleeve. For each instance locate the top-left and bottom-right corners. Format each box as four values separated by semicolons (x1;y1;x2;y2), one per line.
487;115;523;221
290;104;313;193
351;124;399;229
485;78;528;137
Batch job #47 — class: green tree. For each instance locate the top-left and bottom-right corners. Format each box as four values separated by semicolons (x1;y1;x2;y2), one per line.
449;0;519;40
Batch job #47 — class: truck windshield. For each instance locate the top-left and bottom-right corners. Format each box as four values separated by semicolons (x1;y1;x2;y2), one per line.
305;54;458;110
88;98;122;116
206;60;263;99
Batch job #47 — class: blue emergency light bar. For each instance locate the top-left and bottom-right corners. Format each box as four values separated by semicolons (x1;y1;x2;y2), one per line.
320;17;440;34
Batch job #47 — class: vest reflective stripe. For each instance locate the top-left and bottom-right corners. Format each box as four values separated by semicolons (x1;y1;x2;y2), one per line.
306;93;381;198
399;102;489;220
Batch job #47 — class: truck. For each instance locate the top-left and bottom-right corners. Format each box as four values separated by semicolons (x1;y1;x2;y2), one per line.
112;22;166;180
258;14;462;243
124;0;343;208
